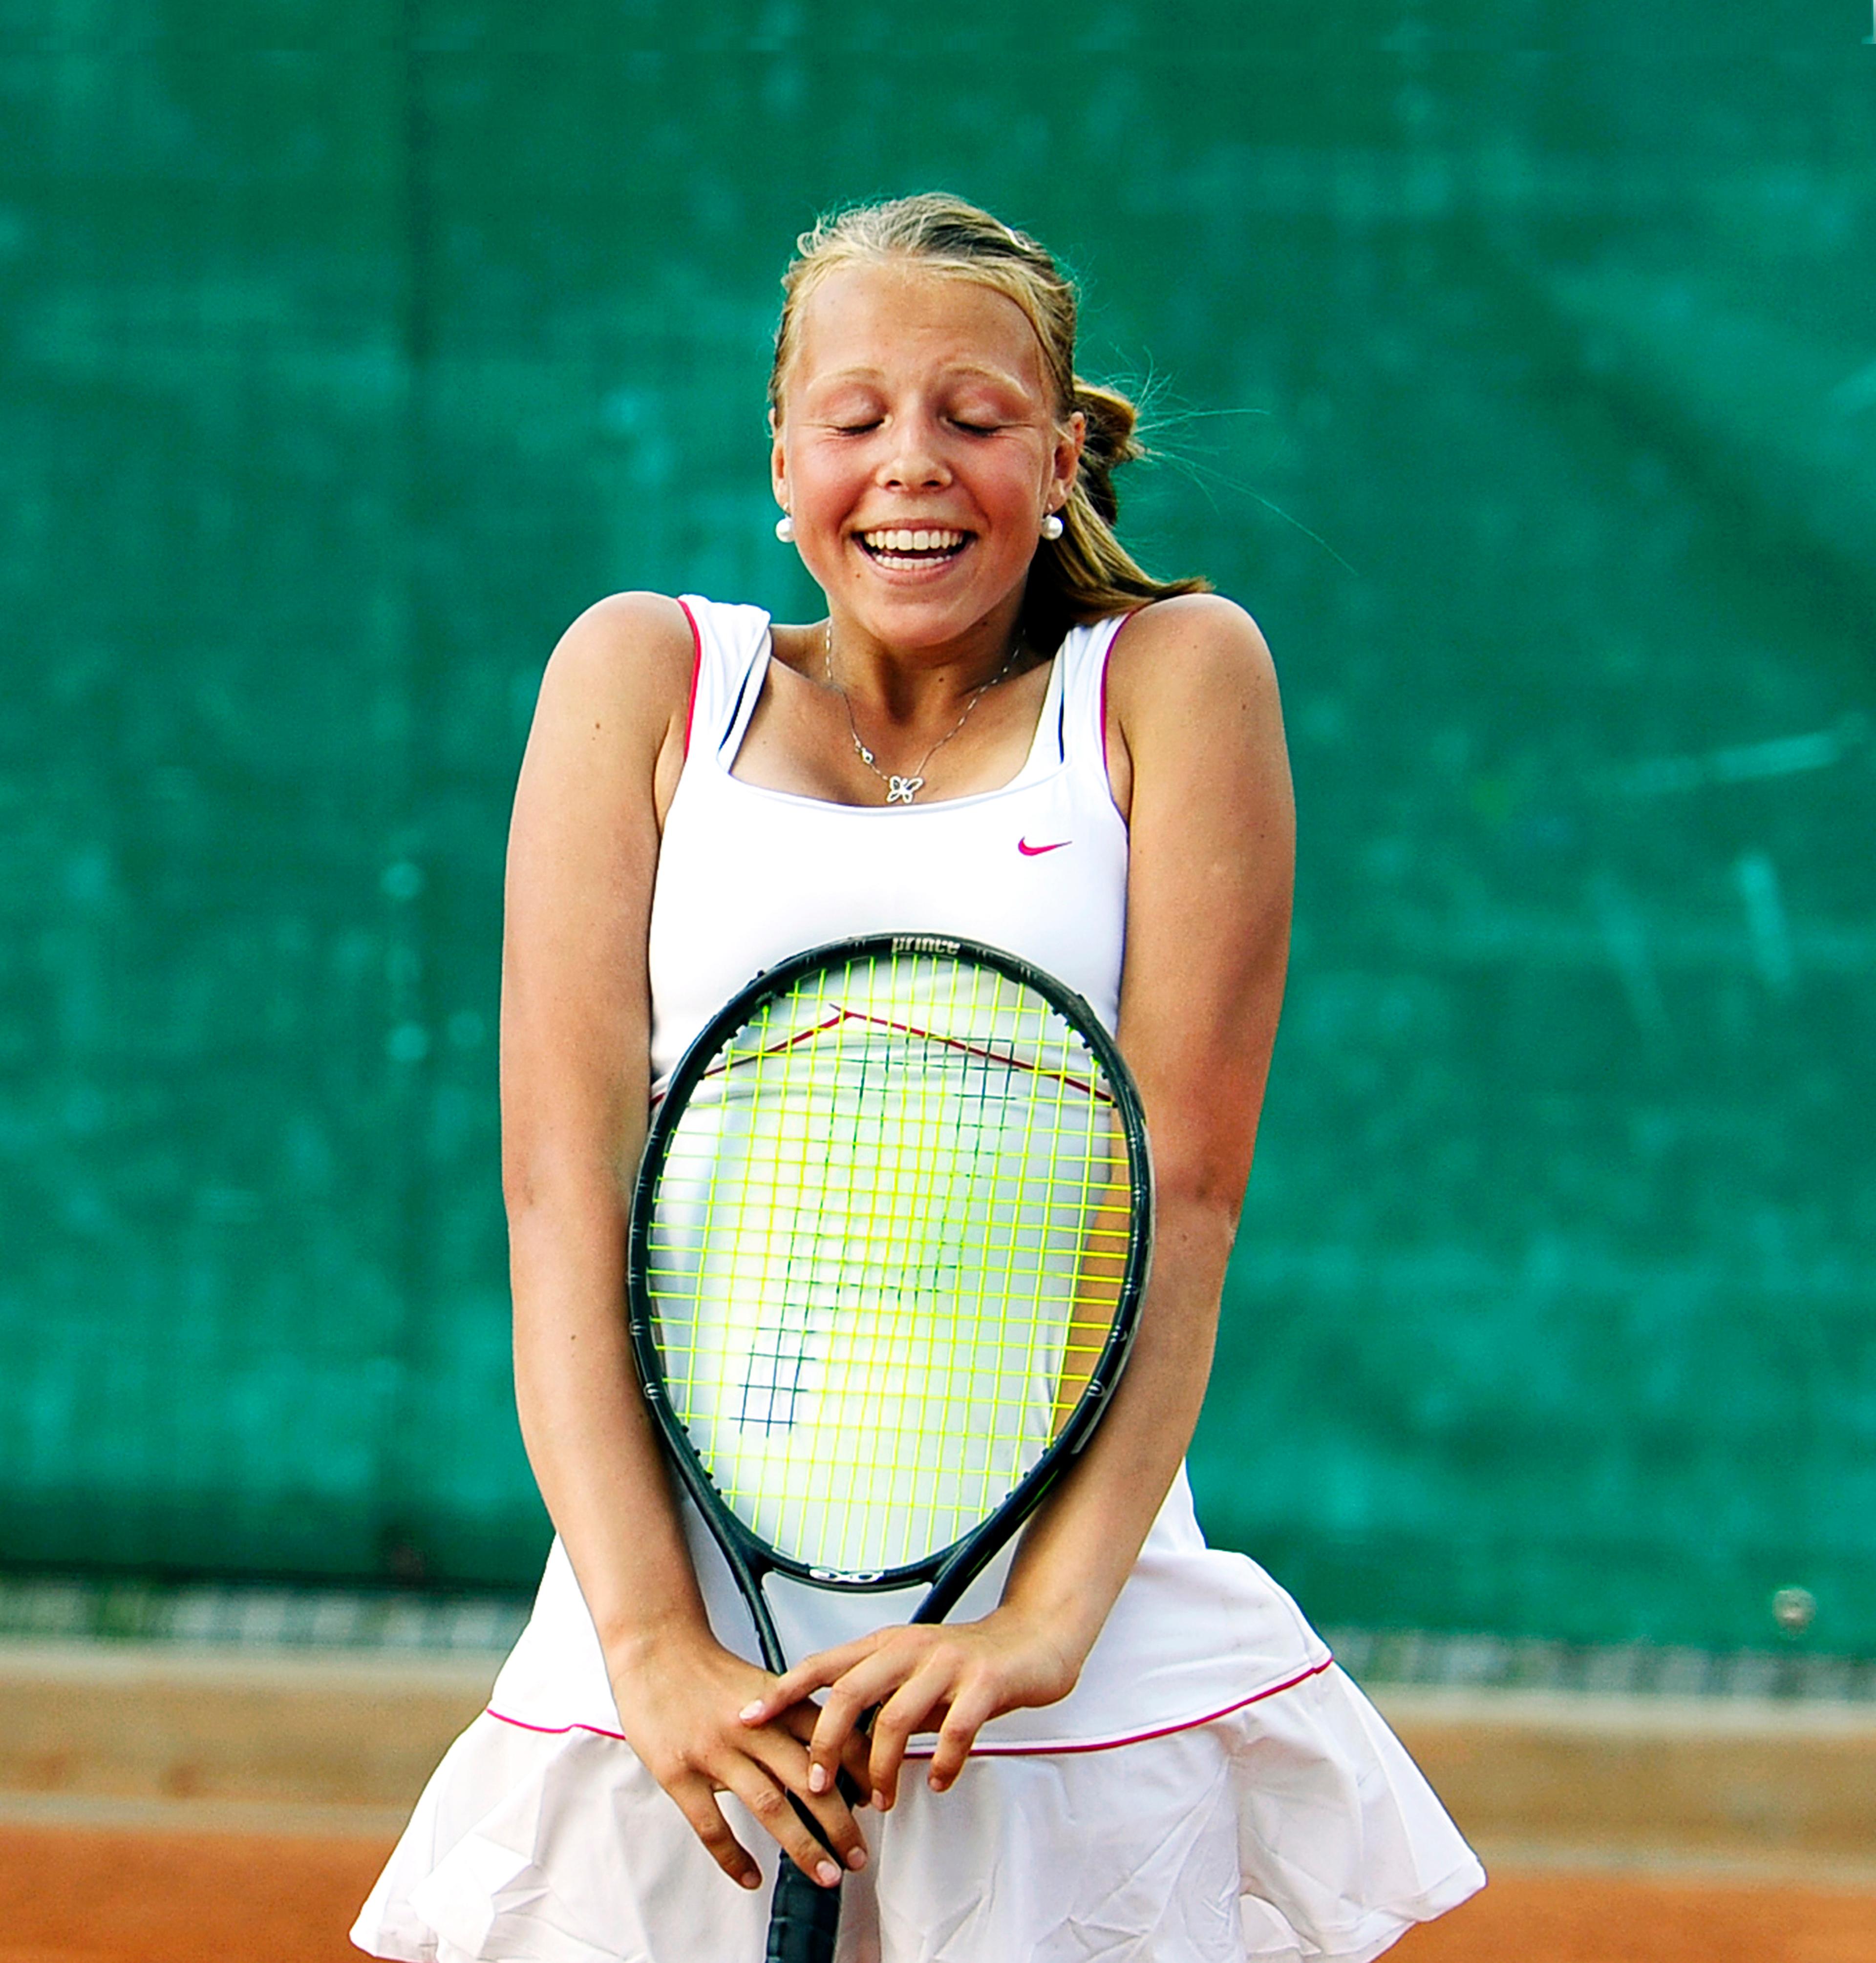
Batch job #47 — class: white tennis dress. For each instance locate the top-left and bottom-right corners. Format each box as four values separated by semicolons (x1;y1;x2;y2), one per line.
351;596;1485;1963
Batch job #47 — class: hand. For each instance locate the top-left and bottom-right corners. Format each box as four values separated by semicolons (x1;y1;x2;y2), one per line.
606;1632;871;1891
736;1608;1080;1813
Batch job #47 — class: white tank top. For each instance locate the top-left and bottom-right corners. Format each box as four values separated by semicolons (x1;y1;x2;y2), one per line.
646;595;1130;1094
487;594;1331;1753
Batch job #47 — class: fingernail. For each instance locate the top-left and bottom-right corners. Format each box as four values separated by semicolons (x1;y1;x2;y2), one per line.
737;1701;764;1722
816;1859;841;1887
929;1772;947;1792
846;1845;868;1871
871;1789;889;1812
740;1870;761;1890
808;1763;828;1794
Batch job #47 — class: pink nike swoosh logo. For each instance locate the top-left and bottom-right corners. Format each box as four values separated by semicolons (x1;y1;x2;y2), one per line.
1017;837;1071;856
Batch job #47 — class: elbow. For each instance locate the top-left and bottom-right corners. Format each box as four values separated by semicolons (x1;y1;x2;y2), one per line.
501;1155;633;1297
501;1130;633;1227
501;1160;561;1240
1147;1157;1250;1259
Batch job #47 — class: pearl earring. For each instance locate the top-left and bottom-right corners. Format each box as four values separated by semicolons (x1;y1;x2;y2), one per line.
1040;511;1065;542
774;513;796;543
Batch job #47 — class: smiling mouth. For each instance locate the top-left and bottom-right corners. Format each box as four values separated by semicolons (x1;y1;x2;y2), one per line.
856;527;971;569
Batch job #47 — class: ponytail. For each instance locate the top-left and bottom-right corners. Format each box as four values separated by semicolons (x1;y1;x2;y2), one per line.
1022;377;1210;653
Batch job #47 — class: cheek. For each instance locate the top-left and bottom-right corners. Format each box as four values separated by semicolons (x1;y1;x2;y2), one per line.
981;457;1051;530
789;442;865;507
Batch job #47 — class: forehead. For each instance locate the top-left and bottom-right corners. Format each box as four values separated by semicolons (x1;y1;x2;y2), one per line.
784;261;1051;400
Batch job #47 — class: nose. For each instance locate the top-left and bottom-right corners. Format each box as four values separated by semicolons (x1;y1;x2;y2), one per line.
876;413;951;491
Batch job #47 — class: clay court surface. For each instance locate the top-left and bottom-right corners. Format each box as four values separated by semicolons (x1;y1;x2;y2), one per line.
4;1650;1871;1962
2;1823;1873;1963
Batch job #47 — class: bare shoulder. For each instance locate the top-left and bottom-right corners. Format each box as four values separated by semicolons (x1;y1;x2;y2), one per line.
512;591;701;850
1103;594;1283;819
533;589;696;735
1108;591;1277;713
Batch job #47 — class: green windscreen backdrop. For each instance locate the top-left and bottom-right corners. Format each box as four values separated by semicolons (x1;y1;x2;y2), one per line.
2;5;1872;1654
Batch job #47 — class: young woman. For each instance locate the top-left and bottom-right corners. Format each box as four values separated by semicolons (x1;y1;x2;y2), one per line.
353;193;1484;1963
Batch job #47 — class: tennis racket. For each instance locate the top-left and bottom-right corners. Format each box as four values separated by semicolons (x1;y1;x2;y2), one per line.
626;933;1152;1963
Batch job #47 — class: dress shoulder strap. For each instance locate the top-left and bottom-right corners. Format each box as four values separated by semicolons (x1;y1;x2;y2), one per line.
677;595;773;762
1053;610;1135;784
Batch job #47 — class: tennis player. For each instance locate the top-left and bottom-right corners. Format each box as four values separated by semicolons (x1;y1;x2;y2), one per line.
353;193;1485;1962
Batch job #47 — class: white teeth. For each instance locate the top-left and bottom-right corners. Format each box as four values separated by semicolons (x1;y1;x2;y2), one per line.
863;527;964;555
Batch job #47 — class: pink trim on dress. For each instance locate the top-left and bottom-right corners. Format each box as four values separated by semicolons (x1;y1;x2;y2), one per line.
676;597;704;758
485;1710;629;1743
929;1656;1335;1759
482;1654;1334;1761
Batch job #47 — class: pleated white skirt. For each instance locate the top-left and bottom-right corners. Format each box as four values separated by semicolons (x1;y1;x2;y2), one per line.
355;1468;1482;1960
350;1656;1483;1963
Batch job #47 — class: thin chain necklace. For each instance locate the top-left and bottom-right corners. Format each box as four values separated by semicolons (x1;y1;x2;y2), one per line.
823;621;1019;805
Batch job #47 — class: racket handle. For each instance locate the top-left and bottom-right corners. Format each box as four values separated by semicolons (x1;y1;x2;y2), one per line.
765;1859;842;1963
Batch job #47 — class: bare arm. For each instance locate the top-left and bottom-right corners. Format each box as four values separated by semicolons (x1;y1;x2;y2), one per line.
503;591;687;1658
995;591;1294;1663
501;591;865;1889
746;592;1295;1804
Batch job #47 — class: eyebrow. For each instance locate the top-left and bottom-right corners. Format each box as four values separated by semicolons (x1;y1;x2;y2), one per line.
806;362;1032;392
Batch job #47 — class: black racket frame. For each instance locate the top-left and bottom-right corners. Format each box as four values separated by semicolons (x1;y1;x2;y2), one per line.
624;932;1152;1959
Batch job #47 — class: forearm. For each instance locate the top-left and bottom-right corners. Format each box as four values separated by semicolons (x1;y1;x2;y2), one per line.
996;1187;1236;1672
509;1182;713;1664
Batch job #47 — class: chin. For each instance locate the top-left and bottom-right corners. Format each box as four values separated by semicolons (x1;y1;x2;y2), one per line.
855;596;1000;649
838;566;1026;642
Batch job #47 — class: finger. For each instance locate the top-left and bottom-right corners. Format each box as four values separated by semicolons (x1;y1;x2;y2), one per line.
796;1773;871;1873
775;1700;827;1751
788;1713;874;1802
669;1778;763;1891
765;1697;860;1801
802;1641;951;1795
866;1662;953;1811
720;1764;851;1889
805;1680;880;1791
926;1680;1000;1792
745;1730;871;1874
740;1638;880;1723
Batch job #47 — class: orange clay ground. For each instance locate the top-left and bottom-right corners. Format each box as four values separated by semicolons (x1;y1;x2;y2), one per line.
1;1824;1873;1963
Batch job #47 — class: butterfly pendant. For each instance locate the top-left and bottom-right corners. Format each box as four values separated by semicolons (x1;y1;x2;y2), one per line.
886;776;925;804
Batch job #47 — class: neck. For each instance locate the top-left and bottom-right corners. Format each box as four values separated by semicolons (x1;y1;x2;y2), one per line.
822;612;1030;804
821;605;1030;718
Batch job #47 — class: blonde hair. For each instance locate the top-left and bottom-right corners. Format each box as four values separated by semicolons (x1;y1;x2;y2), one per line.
768;192;1210;651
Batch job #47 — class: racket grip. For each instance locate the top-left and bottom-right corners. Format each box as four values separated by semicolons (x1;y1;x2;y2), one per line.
765;1859;842;1963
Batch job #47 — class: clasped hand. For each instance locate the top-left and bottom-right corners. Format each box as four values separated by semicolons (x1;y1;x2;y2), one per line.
738;1604;1079;1815
611;1609;1078;1890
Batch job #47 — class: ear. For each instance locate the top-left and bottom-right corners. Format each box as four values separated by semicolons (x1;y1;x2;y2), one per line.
1050;409;1086;508
770;416;790;514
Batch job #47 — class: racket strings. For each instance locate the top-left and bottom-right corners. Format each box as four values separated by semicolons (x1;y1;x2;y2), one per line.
643;950;1136;1577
